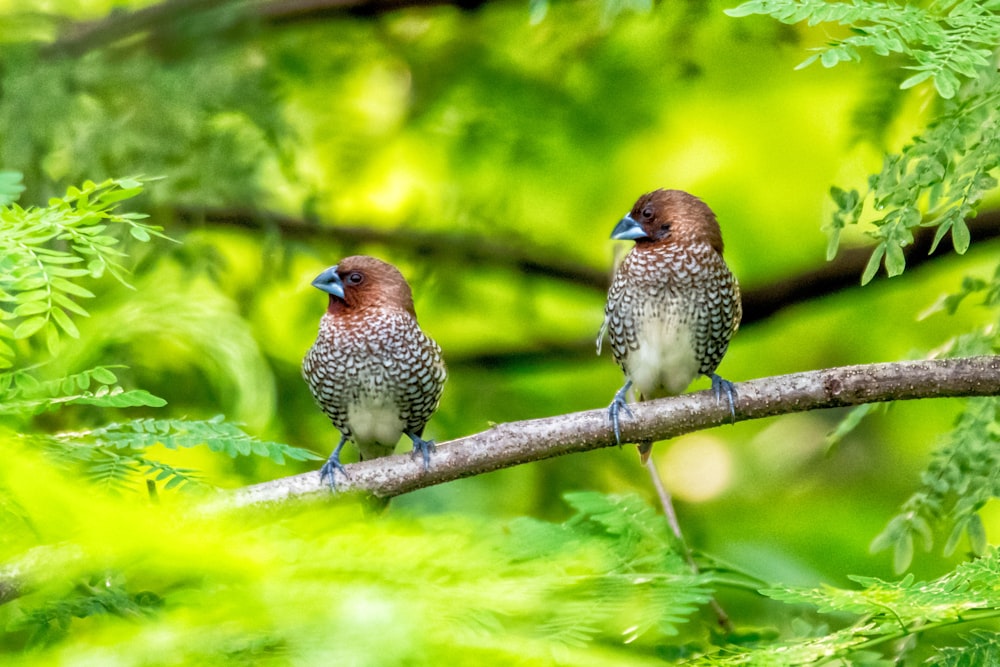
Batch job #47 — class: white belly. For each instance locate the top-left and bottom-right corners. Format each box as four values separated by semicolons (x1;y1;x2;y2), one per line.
347;398;405;458
624;316;699;398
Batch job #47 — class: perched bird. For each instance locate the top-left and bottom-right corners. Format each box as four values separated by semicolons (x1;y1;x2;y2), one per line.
302;255;447;487
599;189;741;460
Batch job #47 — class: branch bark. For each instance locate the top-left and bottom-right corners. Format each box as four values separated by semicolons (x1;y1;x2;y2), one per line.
222;356;1000;509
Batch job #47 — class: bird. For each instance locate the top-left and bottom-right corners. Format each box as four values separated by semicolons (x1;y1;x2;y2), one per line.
598;189;741;461
302;255;447;488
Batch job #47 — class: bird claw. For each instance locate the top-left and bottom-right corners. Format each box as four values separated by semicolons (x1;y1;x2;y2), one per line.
319;457;349;491
319;435;351;491
408;433;436;471
711;374;737;423
608;380;634;446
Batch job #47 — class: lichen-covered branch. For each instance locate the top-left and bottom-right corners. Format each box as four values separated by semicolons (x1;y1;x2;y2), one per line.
223;356;1000;508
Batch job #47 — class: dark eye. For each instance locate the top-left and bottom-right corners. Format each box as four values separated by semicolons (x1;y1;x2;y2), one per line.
641;206;654;219
345;271;364;286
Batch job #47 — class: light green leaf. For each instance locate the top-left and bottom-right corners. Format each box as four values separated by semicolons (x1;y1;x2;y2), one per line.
13;316;46;339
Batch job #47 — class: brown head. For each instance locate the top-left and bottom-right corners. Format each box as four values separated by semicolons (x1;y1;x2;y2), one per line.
611;189;725;254
311;255;416;316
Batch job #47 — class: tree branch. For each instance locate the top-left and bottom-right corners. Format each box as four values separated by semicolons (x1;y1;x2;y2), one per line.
221;356;1000;508
173;206;608;290
175;206;1000;369
46;0;482;57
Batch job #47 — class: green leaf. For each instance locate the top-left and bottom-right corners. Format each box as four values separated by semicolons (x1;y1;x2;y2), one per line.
90;367;119;384
50;307;79;338
0;170;25;206
894;530;914;573
13;316;47;339
951;217;971;253
967;514;987;556
900;69;934;90
884;241;906;277
861;244;885;285
129;226;151;242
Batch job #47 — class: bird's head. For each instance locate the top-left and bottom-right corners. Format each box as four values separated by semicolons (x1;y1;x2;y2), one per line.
611;189;724;253
311;255;416;316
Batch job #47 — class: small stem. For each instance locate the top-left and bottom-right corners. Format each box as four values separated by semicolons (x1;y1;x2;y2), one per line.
645;456;733;633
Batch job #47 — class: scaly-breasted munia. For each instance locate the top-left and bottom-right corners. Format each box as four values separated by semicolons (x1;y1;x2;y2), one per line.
599;189;741;460
302;255;447;486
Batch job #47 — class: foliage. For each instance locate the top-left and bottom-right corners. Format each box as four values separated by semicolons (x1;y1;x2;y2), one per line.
0;176;168;367
0;175;315;498
0;487;714;664
726;0;1000;100
729;0;1000;589
689;550;1000;665
0;0;998;665
728;0;1000;284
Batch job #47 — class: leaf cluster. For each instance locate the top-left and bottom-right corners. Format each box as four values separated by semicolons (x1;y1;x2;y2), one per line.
0;175;313;497
727;0;1000;285
505;492;715;644
26;415;320;493
8;576;162;648
828;72;1000;284
872;396;1000;572
0;176;166;367
726;0;1000;100
688;549;1000;665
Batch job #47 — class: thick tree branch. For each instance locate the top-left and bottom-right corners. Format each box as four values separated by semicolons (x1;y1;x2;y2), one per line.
222;356;1000;508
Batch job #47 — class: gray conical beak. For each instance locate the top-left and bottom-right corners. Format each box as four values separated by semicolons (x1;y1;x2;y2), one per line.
311;266;345;299
610;214;648;241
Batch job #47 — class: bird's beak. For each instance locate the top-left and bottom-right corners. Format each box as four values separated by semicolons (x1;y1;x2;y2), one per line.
311;266;345;299
610;214;649;241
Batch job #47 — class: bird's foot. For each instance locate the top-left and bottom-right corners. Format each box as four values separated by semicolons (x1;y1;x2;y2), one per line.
608;380;634;446
407;433;436;472
319;456;349;491
711;374;737;423
319;435;350;491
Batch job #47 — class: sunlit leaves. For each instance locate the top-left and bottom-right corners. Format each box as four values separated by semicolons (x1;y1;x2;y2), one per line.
21;415;320;493
727;1;1000;284
725;0;1000;100
0;365;166;416
830;71;1000;284
691;552;1000;665
506;493;713;643
0;177;165;367
0;170;24;205
872;397;1000;571
926;631;1000;667
77;415;321;465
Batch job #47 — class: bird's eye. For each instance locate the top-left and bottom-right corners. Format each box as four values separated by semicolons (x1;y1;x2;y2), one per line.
641;207;654;219
345;272;364;286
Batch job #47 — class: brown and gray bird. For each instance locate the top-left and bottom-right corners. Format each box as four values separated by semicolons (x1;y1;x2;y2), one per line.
599;189;741;460
302;255;447;487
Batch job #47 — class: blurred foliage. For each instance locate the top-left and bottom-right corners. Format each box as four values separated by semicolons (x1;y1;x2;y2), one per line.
0;0;998;664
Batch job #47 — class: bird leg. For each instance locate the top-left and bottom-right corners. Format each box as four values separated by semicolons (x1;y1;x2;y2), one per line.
319;434;350;490
608;379;634;446
406;432;436;471
710;373;737;423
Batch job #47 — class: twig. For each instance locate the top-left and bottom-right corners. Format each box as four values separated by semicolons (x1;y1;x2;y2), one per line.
218;356;1000;509
645;457;734;632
